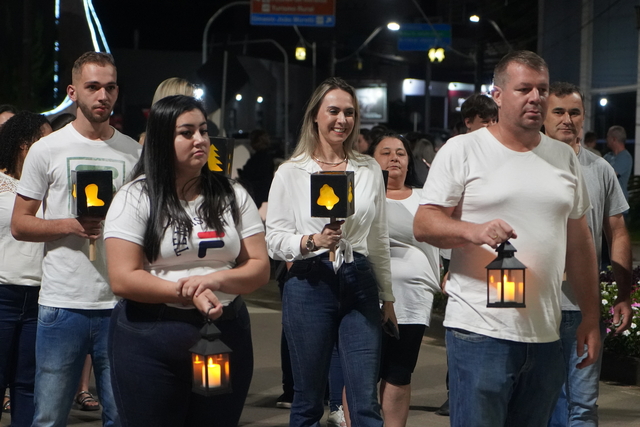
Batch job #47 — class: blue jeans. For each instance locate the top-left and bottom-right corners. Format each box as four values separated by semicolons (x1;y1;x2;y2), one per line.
109;299;254;427
0;285;39;427
32;306;118;427
328;344;344;411
283;253;383;427
446;328;565;427
548;311;607;427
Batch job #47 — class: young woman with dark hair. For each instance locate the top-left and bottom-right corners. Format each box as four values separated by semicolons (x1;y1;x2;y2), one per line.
104;95;269;426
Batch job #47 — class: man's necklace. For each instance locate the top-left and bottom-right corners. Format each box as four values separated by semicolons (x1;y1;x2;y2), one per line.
313;156;347;166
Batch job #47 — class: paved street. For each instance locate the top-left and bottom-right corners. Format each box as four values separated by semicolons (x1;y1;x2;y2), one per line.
2;279;640;426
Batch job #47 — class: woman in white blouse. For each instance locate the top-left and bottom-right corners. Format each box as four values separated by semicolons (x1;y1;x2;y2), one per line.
266;77;396;427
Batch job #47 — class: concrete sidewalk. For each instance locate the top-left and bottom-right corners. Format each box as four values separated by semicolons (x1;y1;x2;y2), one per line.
2;280;640;426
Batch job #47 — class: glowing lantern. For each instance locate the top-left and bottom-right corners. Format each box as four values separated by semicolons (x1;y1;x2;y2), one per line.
310;171;355;261
208;137;235;177
190;322;232;396
486;241;526;308
71;170;113;262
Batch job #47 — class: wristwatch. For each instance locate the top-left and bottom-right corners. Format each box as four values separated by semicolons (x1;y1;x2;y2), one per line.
305;234;317;252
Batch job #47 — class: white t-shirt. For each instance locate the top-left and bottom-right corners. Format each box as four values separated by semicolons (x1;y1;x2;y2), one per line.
0;173;43;287
421;128;590;343
266;154;394;302
17;123;141;309
387;189;440;325
103;178;264;307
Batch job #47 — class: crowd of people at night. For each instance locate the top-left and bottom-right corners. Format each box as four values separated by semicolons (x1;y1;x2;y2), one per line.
0;48;635;427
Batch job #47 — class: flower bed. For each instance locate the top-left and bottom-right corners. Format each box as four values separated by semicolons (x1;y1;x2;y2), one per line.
600;266;640;358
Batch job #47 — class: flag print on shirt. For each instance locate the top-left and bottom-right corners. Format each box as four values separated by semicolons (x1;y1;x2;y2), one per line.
197;231;225;258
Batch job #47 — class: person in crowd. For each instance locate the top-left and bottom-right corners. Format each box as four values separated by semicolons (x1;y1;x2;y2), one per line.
434;92;499;417
544;82;632;426
104;95;269;426
369;132;441;427
413;50;601;427
237;129;274;212
460;93;498;132
49;113;76;132
355;128;372;154
404;132;435;185
583;131;601;157
151;77;196;106
0;112;51;426
0;105;18;127
48;112;101;411
266;77;396;427
11;51;140;427
604;125;632;203
139;77;197;145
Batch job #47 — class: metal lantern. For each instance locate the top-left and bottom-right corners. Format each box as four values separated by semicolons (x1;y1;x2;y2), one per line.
190;322;232;396
486;241;526;308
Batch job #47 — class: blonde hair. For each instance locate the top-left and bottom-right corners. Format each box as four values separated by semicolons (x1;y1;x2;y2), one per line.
291;77;360;160
151;77;195;106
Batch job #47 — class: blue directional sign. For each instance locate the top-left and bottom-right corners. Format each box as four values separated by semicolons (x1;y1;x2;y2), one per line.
250;0;335;27
250;14;334;27
398;23;451;52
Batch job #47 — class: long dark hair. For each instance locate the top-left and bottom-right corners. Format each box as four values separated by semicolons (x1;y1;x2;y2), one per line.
0;111;49;176
367;132;422;188
132;95;238;263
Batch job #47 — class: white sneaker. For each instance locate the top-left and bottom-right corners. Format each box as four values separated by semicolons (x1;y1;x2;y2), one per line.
327;405;347;427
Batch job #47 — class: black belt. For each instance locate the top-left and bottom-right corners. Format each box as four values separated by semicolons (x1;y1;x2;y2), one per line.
126;296;245;324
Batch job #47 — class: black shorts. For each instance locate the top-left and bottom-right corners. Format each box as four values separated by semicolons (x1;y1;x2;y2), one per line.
379;323;426;386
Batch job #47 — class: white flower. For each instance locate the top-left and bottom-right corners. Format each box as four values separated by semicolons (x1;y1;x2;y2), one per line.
602;290;609;296
623;330;631;336
602;299;608;305
632;323;637;330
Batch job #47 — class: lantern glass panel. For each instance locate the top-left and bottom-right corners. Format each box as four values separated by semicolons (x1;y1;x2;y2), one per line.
487;268;525;307
191;352;231;395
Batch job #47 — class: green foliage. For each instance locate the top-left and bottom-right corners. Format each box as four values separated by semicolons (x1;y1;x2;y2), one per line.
600;266;640;358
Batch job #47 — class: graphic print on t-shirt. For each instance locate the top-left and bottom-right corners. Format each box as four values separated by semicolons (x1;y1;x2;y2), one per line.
197;231;225;258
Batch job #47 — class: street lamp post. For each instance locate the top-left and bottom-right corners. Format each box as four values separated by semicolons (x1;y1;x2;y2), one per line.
331;22;400;76
202;1;250;64
470;15;512;92
294;25;317;90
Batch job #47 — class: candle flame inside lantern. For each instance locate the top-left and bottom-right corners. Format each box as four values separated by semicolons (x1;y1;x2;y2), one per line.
317;184;340;210
348;182;353;203
204;357;222;388
85;184;105;207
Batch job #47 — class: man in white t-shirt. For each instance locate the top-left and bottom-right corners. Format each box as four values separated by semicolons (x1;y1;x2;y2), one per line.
11;52;140;427
544;82;632;426
413;51;601;427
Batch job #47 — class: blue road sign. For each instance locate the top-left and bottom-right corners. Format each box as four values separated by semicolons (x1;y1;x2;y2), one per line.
398;23;452;51
250;13;335;27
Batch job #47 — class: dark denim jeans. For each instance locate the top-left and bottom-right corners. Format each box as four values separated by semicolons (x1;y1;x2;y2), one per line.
283;253;383;427
447;328;565;427
109;299;253;427
0;285;38;427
